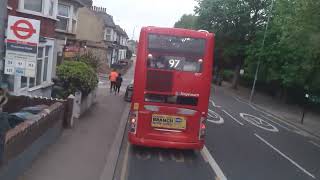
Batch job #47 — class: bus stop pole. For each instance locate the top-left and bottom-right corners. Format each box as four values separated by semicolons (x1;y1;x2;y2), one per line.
301;107;306;124
301;94;309;124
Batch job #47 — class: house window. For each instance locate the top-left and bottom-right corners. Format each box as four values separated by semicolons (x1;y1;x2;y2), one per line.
49;0;54;16
21;76;28;88
57;4;70;31
36;46;51;86
19;46;50;89
24;0;43;12
29;78;35;88
105;28;112;41
72;19;77;33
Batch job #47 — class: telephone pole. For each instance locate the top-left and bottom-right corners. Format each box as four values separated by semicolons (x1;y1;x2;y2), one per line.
0;0;8;82
249;0;275;102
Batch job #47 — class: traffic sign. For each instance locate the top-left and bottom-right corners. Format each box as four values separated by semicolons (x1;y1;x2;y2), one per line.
5;16;40;77
7;16;40;44
10;20;36;40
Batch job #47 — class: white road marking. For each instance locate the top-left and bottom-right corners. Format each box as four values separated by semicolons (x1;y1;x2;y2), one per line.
265;113;300;130
232;96;242;103
234;96;260;111
222;110;244;126
260;114;291;131
210;100;222;108
263;113;311;138
208;109;224;124
249;103;258;111
254;134;316;179
309;141;320;149
232;96;315;139
201;146;227;180
240;113;279;132
120;143;130;180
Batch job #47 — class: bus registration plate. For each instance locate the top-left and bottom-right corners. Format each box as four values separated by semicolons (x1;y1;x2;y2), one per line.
152;114;186;130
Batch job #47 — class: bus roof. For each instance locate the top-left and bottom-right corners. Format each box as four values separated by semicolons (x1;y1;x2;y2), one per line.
142;26;214;39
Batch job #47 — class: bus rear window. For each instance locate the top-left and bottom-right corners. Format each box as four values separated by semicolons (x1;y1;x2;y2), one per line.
148;34;205;55
145;94;198;106
147;55;202;73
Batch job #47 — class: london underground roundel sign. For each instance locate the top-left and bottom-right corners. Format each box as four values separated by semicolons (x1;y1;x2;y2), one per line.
10;19;37;40
7;16;40;44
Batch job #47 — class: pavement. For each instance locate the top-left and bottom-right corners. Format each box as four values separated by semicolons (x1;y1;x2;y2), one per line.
114;79;320;180
18;64;135;180
220;82;320;138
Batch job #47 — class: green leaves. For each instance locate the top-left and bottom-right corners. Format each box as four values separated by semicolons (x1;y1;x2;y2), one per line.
246;0;320;96
57;61;98;98
174;14;198;30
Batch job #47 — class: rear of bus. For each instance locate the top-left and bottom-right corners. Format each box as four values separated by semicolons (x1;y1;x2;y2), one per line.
128;27;214;150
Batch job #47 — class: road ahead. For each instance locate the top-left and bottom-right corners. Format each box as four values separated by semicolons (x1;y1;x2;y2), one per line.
117;82;320;180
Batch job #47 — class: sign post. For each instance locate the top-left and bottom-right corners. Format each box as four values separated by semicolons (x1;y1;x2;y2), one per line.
301;94;309;124
4;16;40;78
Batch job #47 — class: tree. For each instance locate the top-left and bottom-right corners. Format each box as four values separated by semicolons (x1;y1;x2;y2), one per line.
174;14;198;30
245;0;320;103
195;0;270;89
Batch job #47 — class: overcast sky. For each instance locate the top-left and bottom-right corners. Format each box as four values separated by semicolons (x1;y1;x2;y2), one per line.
92;0;197;40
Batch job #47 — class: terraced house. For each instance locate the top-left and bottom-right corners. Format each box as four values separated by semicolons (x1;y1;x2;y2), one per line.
76;6;129;70
5;0;59;97
3;0;92;97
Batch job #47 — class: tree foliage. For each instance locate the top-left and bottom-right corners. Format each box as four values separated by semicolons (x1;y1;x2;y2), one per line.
174;14;198;30
246;0;320;100
195;0;270;88
57;61;98;98
174;0;320;105
65;52;101;72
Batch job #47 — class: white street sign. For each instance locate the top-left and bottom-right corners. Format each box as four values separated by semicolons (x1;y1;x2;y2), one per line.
5;16;40;77
7;16;40;44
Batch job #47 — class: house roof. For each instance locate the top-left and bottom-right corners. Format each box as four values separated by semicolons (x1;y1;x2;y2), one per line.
103;14;116;28
115;25;128;38
75;0;93;7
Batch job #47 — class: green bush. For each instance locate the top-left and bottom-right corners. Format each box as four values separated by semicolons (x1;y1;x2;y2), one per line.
65;52;100;72
57;61;98;97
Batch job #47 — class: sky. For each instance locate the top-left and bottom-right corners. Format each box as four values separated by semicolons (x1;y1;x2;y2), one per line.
92;0;197;40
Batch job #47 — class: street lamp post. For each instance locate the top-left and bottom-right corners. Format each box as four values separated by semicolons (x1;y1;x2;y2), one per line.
249;0;275;103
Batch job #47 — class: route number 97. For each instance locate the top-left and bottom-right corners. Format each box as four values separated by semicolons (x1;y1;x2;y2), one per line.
169;59;180;68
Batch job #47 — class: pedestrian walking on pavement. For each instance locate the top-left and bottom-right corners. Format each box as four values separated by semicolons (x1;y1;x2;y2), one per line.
115;73;123;95
109;69;118;93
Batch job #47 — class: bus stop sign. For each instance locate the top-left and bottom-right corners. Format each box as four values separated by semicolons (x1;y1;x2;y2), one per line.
10;19;37;40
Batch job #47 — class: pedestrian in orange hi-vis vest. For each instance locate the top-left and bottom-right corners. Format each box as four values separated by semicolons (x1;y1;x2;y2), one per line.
109;69;118;93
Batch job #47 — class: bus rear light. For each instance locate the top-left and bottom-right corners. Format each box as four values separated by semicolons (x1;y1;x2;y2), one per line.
129;111;138;134
131;118;136;124
199;116;207;140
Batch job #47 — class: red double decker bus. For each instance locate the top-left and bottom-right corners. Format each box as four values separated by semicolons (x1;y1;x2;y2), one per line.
128;27;214;150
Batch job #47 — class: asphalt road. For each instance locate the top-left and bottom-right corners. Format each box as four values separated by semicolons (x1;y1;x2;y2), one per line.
116;80;320;180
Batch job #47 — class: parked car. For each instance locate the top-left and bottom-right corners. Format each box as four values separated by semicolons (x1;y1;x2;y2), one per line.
119;60;129;66
124;81;134;102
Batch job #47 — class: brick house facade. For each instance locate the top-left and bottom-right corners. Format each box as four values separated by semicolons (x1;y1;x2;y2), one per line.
5;0;58;97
